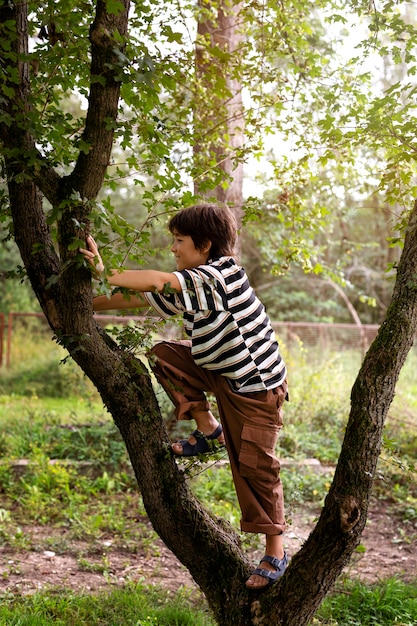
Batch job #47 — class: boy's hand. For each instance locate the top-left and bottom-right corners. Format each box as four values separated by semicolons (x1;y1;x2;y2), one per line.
79;235;105;275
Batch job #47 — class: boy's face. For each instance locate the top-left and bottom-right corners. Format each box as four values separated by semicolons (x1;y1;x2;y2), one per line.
170;230;211;270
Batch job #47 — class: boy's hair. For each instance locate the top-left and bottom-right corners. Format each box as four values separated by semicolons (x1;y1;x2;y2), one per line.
168;204;237;259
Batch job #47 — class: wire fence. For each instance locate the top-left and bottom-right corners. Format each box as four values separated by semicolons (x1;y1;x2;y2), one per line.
0;311;391;368
271;321;381;360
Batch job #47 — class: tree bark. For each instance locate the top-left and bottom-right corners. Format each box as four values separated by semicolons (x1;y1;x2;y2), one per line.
194;0;245;247
2;2;417;625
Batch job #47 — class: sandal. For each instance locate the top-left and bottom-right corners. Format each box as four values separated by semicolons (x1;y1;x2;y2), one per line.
173;424;224;457
246;552;288;591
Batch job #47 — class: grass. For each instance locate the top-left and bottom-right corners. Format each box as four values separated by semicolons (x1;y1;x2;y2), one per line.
314;577;417;625
0;583;215;625
1;325;417;624
0;577;416;625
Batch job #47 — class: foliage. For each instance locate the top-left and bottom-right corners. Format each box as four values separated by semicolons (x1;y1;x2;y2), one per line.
0;583;214;626
2;1;416;324
315;577;417;625
2;0;415;323
238;1;417;322
0;224;39;314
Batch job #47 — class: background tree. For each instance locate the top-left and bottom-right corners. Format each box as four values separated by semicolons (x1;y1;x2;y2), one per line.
194;0;244;232
1;1;417;624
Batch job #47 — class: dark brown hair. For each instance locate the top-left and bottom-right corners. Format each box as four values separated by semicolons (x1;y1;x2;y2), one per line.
168;204;237;259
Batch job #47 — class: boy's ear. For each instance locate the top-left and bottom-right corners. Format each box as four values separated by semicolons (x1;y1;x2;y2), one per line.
201;240;212;254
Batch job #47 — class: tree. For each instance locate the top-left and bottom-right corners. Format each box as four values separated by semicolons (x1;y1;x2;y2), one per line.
194;0;244;216
1;1;417;624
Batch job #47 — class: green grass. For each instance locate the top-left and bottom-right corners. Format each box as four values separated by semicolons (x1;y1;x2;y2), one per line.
0;578;416;625
1;327;417;624
0;583;214;625
1;329;417;529
314;577;417;625
0;394;106;421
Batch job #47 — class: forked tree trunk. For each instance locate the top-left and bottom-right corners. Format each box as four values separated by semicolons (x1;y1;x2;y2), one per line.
2;2;417;625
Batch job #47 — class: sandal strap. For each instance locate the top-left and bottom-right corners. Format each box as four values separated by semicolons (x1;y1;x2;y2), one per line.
175;425;223;457
191;429;206;439
190;426;222;441
251;567;277;582
247;552;288;591
261;553;288;571
206;424;223;440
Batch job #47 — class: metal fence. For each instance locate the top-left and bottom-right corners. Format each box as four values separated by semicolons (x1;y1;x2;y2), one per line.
1;311;385;368
271;321;380;359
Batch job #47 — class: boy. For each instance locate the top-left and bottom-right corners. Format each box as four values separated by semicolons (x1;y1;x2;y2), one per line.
80;203;289;590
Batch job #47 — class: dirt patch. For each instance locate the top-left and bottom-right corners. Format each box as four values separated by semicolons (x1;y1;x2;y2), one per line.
285;501;417;583
1;500;416;596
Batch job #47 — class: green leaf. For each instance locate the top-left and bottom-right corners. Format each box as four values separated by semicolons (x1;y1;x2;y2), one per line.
105;0;125;16
161;25;183;44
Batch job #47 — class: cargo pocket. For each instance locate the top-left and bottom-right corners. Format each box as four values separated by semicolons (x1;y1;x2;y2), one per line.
239;422;280;480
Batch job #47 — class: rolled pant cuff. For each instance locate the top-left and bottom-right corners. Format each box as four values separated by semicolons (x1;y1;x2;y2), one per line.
175;400;210;421
240;521;286;535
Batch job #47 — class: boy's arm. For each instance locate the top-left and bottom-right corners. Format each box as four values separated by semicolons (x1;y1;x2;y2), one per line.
93;291;148;311
106;268;181;293
80;235;181;294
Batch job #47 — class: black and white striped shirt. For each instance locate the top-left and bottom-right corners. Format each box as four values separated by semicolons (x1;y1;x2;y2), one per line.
144;257;287;393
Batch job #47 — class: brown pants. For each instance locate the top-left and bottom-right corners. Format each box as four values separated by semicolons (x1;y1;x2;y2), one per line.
150;340;287;536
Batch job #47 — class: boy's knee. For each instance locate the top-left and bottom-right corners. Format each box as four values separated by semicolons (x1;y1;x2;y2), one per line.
149;341;171;366
150;341;165;356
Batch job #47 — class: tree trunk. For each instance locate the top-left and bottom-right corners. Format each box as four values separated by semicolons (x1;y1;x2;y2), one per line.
2;2;417;625
194;0;245;248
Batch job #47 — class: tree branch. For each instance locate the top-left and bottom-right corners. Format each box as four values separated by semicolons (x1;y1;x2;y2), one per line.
66;0;130;203
0;1;62;206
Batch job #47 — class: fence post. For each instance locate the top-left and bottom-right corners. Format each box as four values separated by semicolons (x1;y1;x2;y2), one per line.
6;312;14;368
0;313;4;366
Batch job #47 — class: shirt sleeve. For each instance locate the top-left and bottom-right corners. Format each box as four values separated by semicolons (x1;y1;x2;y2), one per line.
173;267;228;312
142;290;185;318
143;265;228;316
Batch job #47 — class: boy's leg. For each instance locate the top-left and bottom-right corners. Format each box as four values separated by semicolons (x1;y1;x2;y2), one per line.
149;341;224;451
211;377;288;587
151;340;287;586
246;534;286;589
213;380;287;533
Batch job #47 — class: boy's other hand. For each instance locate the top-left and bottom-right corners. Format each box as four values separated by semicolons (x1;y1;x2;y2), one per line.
79;235;105;275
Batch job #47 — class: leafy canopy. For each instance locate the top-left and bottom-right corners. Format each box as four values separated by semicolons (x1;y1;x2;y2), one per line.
1;1;417;310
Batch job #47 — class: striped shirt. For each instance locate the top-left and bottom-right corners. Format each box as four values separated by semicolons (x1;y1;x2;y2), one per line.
143;257;287;393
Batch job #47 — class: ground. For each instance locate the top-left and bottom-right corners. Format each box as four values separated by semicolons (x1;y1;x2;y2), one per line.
1;500;416;595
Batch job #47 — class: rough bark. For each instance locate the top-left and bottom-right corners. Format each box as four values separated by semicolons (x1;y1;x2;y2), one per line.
0;0;61;327
2;2;417;625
